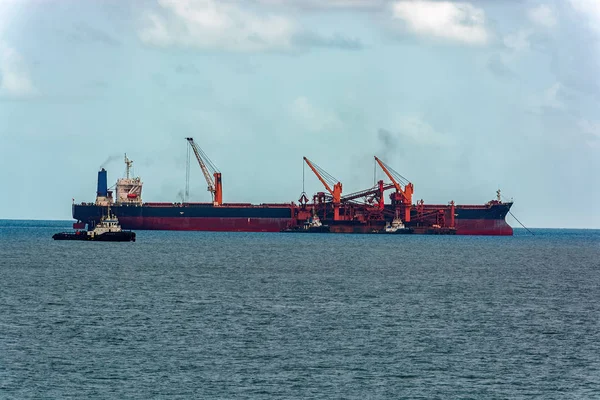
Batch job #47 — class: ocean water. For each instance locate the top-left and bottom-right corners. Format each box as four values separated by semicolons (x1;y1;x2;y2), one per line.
1;220;599;399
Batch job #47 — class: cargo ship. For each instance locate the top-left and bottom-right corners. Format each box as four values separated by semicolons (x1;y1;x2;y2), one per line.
71;138;513;236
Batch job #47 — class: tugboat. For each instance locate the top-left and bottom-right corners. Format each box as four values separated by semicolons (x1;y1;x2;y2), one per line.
282;211;330;233
380;217;413;234
53;208;136;242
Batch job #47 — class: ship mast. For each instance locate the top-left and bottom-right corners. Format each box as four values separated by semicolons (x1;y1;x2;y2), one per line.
124;154;133;179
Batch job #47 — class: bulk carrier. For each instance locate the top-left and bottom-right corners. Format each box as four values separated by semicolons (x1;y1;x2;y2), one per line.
72;138;513;235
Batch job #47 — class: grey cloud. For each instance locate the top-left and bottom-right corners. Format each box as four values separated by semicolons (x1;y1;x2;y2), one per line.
63;24;121;46
292;32;364;50
539;3;600;99
138;0;365;54
175;64;200;75
233;61;259;75
151;71;213;97
549;46;600;100
175;82;213;97
88;80;109;89
248;0;528;12
151;73;167;88
487;54;516;79
245;0;389;11
0;94;101;104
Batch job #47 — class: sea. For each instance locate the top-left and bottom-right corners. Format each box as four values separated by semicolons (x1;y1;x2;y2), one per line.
1;220;599;399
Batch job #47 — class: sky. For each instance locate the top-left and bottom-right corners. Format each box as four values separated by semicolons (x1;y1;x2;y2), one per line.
0;0;598;228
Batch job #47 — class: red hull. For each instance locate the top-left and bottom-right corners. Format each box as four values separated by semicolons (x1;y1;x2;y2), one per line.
455;219;513;236
114;216;511;235
118;216;293;232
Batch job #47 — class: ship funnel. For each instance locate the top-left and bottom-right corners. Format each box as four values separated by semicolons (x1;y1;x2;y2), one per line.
97;168;108;197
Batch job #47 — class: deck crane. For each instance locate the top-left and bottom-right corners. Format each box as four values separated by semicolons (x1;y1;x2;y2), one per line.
374;156;413;222
303;157;343;220
186;137;222;206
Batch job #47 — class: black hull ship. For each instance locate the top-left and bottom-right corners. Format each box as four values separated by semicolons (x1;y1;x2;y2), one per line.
53;210;135;242
52;231;136;242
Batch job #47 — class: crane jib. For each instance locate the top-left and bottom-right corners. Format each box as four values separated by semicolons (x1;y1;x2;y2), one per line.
186;137;222;205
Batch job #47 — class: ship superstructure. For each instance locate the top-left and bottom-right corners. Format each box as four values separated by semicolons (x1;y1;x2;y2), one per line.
72;138;514;235
115;155;143;204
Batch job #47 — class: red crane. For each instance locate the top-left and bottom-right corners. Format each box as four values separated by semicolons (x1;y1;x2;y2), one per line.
186;137;222;206
303;157;343;220
374;156;413;222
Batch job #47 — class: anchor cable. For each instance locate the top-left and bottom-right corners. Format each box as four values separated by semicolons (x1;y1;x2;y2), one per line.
509;210;535;235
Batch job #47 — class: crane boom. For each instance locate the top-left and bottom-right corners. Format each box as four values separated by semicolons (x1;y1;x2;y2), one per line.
303;157;342;220
303;157;333;195
374;156;413;222
375;156;402;194
187;138;214;194
186;137;222;206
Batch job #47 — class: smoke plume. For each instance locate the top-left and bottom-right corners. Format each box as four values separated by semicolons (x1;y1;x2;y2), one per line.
377;128;399;160
99;154;122;170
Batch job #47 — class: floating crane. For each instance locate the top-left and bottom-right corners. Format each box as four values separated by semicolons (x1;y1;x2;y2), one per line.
303;157;342;220
186;137;222;206
374;156;413;222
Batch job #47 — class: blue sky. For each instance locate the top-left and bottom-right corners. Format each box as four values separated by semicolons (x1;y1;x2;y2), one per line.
0;0;598;228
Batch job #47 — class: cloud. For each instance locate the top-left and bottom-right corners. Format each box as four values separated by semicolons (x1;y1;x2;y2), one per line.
0;43;37;97
292;32;363;50
71;24;121;46
537;1;598;100
248;0;387;11
138;0;362;52
528;4;557;29
138;0;296;52
88;79;109;89
389;115;450;146
502;25;550;54
487;54;516;78
0;0;37;97
290;96;343;132
578;119;600;147
569;0;600;33
503;29;531;52
541;82;564;109
175;63;200;74
527;82;565;113
391;1;489;45
500;4;559;55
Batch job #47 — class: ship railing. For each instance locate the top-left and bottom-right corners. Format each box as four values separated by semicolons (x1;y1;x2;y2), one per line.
257;203;296;207
418;204;493;209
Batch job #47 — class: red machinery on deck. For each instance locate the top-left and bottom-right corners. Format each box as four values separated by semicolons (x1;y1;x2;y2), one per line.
293;155;512;235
